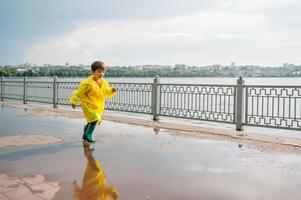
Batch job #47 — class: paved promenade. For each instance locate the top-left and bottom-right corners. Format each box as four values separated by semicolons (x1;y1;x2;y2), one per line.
1;101;301;200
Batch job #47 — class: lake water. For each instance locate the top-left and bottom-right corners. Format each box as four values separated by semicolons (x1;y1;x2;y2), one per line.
4;77;301;85
107;77;301;85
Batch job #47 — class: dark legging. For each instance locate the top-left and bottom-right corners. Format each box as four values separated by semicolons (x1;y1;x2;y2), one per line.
84;121;97;135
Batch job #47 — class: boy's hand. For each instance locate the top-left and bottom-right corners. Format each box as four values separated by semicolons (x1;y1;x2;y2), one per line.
112;87;117;93
71;104;76;109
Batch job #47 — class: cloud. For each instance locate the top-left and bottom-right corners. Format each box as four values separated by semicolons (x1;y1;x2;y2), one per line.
25;10;268;65
2;0;301;65
213;33;247;39
220;0;301;12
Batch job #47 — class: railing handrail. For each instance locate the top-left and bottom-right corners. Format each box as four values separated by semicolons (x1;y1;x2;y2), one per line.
4;78;301;87
245;85;301;88
159;83;237;87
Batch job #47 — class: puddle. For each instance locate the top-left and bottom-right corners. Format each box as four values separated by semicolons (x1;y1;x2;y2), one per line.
0;135;62;147
0;106;301;199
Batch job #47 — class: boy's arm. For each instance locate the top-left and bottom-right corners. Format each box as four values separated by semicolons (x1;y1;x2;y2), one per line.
69;90;79;106
70;90;79;106
69;82;89;106
103;81;117;98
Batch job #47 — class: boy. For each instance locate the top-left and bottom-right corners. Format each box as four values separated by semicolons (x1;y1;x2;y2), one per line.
70;61;117;143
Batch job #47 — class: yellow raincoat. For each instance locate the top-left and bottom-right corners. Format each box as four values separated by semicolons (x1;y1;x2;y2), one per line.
70;76;116;123
73;159;118;200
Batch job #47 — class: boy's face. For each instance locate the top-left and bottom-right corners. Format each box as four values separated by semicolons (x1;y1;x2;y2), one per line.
93;67;105;78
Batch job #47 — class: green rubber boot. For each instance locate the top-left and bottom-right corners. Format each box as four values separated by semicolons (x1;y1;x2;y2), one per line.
82;124;89;141
84;122;97;143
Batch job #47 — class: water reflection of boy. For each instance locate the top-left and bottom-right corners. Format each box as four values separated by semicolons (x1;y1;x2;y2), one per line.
73;146;118;200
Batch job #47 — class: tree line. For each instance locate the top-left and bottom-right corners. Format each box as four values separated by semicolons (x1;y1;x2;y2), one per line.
0;65;300;77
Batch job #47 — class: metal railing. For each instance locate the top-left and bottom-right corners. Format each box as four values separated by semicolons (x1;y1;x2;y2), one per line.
159;83;236;123
0;76;300;131
107;82;153;114
245;85;301;130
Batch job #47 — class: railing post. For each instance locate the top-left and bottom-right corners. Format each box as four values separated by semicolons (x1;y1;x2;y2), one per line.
23;76;27;104
236;76;244;131
53;76;57;108
152;76;160;121
0;76;3;101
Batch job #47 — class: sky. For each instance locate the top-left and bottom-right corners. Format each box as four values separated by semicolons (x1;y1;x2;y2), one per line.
1;0;301;66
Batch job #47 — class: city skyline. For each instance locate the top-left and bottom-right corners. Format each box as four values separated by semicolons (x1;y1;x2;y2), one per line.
2;62;301;68
1;0;301;66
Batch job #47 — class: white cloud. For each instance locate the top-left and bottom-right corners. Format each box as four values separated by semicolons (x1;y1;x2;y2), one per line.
213;33;247;39
25;6;301;66
220;0;301;12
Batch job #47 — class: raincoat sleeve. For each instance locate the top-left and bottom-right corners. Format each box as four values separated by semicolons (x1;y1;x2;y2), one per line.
69;82;90;105
103;80;116;98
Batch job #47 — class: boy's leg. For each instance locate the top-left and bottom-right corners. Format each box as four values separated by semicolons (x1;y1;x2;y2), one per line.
85;121;97;142
84;124;88;132
82;124;89;141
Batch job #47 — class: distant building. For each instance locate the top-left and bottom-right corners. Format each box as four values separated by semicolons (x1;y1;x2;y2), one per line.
135;65;173;70
19;63;34;69
175;64;189;69
211;64;221;70
16;68;26;72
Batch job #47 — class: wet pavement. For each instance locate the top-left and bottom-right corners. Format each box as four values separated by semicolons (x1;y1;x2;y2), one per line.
1;105;301;200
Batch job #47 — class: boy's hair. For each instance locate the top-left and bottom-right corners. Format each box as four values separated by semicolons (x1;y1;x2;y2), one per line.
91;61;106;72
